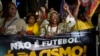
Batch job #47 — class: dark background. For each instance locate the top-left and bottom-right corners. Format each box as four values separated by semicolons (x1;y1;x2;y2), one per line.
1;0;76;18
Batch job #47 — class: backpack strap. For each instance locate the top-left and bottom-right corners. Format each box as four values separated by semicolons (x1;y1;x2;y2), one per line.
4;18;17;27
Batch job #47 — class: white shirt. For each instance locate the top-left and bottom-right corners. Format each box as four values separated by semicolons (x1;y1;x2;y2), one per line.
48;26;57;33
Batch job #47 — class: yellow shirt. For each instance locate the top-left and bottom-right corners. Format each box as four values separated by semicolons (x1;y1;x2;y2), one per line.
26;23;39;36
72;19;94;31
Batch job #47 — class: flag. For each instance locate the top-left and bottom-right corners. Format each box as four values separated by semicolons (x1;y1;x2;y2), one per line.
59;0;66;19
85;0;100;18
81;0;90;7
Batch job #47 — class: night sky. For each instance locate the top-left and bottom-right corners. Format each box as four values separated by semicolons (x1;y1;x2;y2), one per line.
48;0;76;12
48;0;61;12
1;0;76;13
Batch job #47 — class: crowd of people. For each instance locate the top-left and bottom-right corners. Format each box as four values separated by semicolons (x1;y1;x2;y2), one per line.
0;0;94;38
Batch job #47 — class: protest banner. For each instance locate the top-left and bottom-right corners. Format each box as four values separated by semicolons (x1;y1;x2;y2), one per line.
0;29;96;56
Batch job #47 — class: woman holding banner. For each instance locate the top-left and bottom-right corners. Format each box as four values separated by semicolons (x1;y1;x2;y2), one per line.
40;11;61;38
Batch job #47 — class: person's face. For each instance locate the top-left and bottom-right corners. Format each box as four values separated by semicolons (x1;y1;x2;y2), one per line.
28;16;35;24
51;13;58;24
7;4;16;17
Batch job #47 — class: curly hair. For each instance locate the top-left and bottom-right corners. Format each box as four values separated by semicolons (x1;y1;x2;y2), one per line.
26;14;37;24
49;11;60;24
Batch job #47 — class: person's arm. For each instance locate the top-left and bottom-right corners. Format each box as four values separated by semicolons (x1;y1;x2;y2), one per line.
72;0;81;18
16;19;27;36
63;4;73;17
41;7;47;19
0;19;6;35
40;26;46;37
0;27;6;35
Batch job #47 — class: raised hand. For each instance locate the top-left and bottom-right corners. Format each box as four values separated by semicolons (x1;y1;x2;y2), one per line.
40;7;46;13
63;3;70;12
63;3;73;17
45;32;52;38
77;0;81;6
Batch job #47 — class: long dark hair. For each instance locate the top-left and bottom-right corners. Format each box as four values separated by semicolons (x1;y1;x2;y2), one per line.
78;6;87;22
